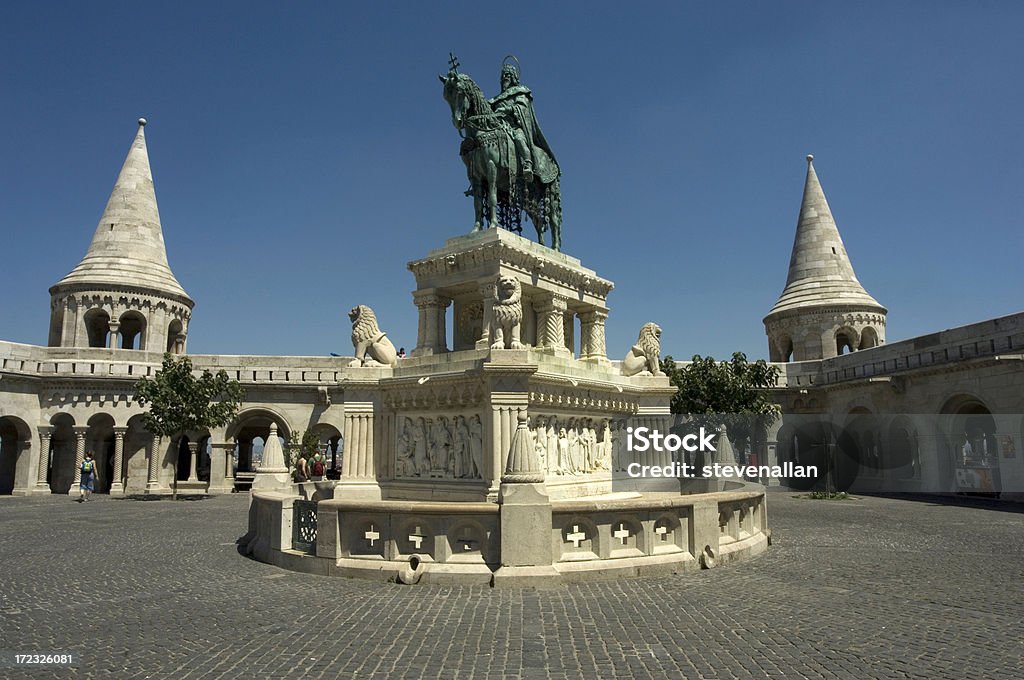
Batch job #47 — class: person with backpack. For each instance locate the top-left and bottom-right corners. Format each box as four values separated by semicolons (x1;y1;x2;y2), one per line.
310;449;326;481
79;451;99;502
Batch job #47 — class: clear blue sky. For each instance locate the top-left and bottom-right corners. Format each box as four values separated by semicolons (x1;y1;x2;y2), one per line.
2;3;1022;360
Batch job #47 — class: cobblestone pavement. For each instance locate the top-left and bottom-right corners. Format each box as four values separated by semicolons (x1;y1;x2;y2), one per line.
1;491;1022;679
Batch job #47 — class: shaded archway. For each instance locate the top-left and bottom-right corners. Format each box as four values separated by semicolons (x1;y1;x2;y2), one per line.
941;395;1000;495
0;416;31;494
119;311;147;350
49;413;77;494
84;308;111;348
835;328;857;356
858;327;879;350
311;423;343;479
87;413;116;494
226;409;291;488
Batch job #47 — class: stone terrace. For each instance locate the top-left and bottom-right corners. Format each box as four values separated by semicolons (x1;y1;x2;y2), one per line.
1;492;1021;678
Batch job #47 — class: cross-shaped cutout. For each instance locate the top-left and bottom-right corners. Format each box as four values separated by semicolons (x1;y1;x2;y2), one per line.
364;525;380;547
457;527;478;552
613;523;630;545
654;522;670;541
408;526;425;550
566;525;586;548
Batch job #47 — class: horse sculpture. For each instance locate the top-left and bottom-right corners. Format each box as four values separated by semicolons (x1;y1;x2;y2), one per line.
441;69;562;251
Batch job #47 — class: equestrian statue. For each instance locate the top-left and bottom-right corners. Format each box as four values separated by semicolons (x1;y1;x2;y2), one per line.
440;54;563;251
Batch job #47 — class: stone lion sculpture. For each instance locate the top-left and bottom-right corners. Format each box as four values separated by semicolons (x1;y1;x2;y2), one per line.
621;322;663;376
490;276;525;350
347;305;398;367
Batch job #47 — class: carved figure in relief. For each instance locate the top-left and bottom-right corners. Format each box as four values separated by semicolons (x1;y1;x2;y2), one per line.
533;416;547;471
566;419;581;474
347;305;399;367
557;428;569;474
546;417;560;474
490;276;525;350
452;415;470;478
468;415;484;478
413;417;429;474
396;418;416;477
621;322;663;377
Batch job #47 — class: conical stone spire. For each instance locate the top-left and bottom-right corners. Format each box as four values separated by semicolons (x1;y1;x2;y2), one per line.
52;119;191;302
766;155;884;318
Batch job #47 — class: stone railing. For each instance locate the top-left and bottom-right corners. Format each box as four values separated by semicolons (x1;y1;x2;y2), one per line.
245;481;768;585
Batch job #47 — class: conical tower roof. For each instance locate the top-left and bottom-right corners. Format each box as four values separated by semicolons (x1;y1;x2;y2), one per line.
766;155;884;319
51;119;191;303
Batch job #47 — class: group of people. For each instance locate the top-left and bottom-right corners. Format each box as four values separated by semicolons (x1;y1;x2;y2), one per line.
292;449;329;483
396;415;484;479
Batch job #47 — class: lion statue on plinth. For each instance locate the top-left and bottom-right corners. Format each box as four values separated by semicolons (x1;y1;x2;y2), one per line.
490;276;525;350
347;305;399;367
621;322;663;376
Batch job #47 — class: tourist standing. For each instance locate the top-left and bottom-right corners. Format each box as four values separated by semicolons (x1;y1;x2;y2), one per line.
79;451;98;502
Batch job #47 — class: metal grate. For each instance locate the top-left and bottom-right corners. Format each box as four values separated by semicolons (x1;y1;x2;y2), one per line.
292;500;318;554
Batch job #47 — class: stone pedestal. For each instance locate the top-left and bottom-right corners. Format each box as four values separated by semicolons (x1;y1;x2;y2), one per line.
408;229;613;358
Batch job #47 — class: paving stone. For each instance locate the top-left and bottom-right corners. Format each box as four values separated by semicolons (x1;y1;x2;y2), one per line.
0;491;1021;678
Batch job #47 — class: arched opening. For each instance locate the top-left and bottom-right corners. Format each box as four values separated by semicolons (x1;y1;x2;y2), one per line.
49;414;77;494
312;423;343;479
942;396;1000;495
83;308;111;348
772;335;793;363
87;413;116;494
123;415;151;494
226;410;291;490
0;416;31;494
858;327;879;350
119;311;147;350
48;301;65;346
197;435;212;482
166;319;183;354
835;328;856;356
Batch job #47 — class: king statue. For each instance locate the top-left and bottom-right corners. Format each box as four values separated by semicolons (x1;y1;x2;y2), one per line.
441;54;563;251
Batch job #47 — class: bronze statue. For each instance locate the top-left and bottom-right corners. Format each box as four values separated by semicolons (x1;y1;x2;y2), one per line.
441;54;562;250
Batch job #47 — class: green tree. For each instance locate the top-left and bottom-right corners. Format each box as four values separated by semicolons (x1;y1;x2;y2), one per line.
134;354;244;499
661;352;781;461
286;430;322;471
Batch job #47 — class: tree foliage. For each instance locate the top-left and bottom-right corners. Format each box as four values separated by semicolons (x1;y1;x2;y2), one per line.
661;352;781;453
134;354;244;439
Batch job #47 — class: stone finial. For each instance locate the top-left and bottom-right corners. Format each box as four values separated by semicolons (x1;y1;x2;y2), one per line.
502;413;544;483
257;422;288;473
138;117;147;127
806;153;813;163
621;322;663;377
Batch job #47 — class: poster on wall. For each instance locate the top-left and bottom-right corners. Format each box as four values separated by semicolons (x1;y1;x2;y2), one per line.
1000;435;1016;459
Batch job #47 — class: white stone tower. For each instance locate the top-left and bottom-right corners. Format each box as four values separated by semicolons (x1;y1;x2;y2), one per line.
764;155;886;362
48;119;194;352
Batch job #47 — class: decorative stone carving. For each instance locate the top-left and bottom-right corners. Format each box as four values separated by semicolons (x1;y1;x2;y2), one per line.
621;322;663;377
490;276;525;350
395;414;482;480
527;415;612;475
502;413;544;484
347;305;398;367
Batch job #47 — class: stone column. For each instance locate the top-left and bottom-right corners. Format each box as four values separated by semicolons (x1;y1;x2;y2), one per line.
187;441;199;482
34;427;52;494
108;320;121;349
534;294;571;357
68;427;88;495
209;442;233;493
412;292;450;356
335;401;381;500
110;427;127;495
145;435;162;493
476;282;496;349
579;309;610;365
